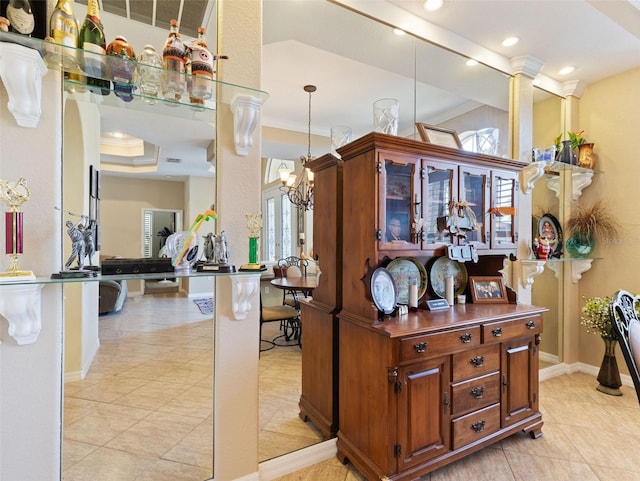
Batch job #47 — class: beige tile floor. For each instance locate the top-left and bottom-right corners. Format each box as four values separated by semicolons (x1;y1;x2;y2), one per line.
63;293;640;481
273;372;640;481
62;292;320;481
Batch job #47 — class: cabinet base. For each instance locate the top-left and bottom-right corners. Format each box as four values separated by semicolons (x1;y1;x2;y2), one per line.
299;395;336;440
337;413;543;481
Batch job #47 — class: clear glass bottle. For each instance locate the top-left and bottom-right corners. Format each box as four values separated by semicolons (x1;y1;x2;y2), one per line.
162;19;186;102
136;44;162;104
48;0;79;73
106;35;136;102
6;0;34;36
78;0;109;95
186;26;214;107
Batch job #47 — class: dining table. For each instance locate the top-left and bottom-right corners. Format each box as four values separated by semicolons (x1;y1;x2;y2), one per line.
270;275;317;297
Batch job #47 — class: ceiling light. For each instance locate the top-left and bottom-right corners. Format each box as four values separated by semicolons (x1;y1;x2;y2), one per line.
424;0;444;12
559;66;575;75
502;37;519;47
279;85;316;211
393;28;406;36
466;59;478;67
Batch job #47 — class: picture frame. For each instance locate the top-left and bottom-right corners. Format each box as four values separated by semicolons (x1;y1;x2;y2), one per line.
416;123;462;149
469;276;508;304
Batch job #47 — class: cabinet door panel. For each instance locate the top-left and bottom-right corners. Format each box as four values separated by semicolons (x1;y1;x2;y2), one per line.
378;152;422;251
423;159;457;248
491;170;518;250
501;337;539;426
459;165;490;249
397;357;451;471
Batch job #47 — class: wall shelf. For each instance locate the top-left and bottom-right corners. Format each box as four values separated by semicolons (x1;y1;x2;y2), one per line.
0;270;261;345
0;31;268;154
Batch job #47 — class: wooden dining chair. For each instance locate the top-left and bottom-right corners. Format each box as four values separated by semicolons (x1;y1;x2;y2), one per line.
609;289;640;404
260;294;300;353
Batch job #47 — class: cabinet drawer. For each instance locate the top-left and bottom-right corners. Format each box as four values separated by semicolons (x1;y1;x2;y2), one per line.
401;327;481;361
482;316;541;343
452;344;500;381
451;372;500;417
452;403;500;450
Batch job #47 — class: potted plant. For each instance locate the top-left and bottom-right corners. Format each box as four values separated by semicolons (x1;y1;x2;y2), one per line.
564;200;620;258
580;296;622;395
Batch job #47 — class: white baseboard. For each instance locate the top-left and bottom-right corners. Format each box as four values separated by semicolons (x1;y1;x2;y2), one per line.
64;338;100;383
258;438;337;480
539;351;559;365
540;362;634;387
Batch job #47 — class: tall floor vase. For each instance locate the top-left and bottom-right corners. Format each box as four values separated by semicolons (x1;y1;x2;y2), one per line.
596;338;623;396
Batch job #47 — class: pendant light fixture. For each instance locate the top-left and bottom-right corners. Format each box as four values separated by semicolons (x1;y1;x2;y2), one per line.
279;85;317;211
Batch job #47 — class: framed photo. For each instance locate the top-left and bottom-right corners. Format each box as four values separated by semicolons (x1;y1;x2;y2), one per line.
537;213;563;258
416;123;462;149
469;276;508;304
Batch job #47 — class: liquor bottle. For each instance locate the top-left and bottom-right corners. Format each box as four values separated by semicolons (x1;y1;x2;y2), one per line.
185;26;214;107
6;0;34;36
106;35;135;102
162;19;186;102
136;44;162;104
48;0;79;73
78;0;109;95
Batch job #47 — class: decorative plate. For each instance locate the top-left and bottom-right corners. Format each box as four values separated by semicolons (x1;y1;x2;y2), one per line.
387;257;428;305
429;257;468;299
371;267;398;315
538;213;563;258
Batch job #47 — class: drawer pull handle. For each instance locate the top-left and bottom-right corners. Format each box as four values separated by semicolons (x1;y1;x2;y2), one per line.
413;341;428;353
492;327;503;337
469;386;485;399
526;320;536;329
471;420;486;433
460;333;472;343
469;355;485;368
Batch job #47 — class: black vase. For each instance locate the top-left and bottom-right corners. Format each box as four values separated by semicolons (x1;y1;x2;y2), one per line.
557;140;577;165
596;338;623;396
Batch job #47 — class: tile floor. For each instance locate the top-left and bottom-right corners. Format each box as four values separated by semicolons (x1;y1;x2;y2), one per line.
63;293;640;481
62;292;319;481
272;372;640;481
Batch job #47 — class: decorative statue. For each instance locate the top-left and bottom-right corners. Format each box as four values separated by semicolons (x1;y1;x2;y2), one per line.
214;231;229;265
64;217;87;270
203;232;215;263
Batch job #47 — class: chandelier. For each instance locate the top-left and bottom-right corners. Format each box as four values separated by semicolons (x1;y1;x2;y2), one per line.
279;85;317;211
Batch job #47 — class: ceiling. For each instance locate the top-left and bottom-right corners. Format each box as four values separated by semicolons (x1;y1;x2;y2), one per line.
94;0;640;179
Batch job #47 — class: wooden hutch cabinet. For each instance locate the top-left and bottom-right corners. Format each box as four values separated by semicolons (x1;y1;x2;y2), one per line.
301;132;545;480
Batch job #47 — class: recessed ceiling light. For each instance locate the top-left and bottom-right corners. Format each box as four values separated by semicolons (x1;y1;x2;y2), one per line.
393;28;406;36
559;66;575;75
502;36;519;47
424;0;444;12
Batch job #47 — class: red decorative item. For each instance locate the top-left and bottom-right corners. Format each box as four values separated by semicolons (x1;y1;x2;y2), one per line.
5;211;23;254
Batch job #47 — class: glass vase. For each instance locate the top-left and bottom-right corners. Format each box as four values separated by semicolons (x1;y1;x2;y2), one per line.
565;233;595;258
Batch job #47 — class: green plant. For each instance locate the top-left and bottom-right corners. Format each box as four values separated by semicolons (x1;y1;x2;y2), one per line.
554;130;587;151
565;200;620;241
581;296;615;340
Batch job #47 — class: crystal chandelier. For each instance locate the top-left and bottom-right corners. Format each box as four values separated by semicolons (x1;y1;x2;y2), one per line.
279;85;316;211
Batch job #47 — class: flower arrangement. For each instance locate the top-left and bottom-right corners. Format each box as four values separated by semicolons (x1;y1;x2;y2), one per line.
565;200;620;241
581;296;615;340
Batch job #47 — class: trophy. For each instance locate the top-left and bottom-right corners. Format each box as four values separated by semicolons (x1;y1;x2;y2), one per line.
240;211;265;271
0;177;32;277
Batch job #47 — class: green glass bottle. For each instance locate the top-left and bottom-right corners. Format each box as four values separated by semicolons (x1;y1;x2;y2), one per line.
78;0;109;95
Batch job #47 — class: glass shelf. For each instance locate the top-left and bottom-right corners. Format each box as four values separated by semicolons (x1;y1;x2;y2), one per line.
542;161;602;176
0;269;260;287
0;30;268;110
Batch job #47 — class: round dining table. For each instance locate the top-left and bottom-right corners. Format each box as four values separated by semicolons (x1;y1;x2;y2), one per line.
270;275;318;295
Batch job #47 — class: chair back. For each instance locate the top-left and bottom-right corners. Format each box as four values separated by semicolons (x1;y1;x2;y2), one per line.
286;265;302;278
277;256;308;276
609;290;640;404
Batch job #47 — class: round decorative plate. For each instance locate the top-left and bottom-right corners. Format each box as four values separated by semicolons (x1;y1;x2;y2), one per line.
387;257;428;305
538;213;563;258
371;267;397;315
429;257;468;298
